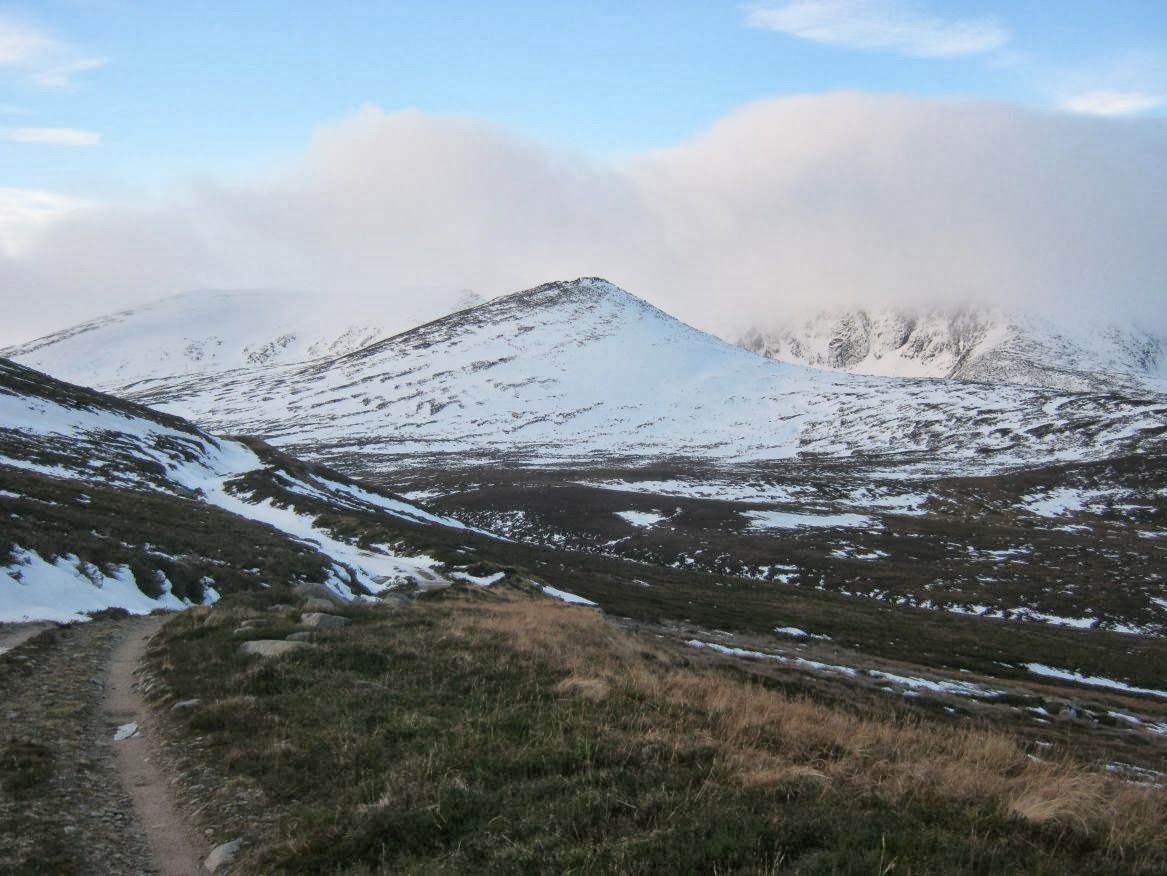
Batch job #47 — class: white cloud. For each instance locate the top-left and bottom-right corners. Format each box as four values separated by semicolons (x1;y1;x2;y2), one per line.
0;16;54;64
1062;89;1163;117
28;56;108;89
1;127;100;146
1;95;1164;346
746;0;1008;58
0;13;106;88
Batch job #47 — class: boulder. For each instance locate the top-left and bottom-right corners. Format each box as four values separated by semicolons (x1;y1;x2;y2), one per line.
204;838;242;873
286;631;314;642
302;597;336;613
292;582;346;605
240;639;313;658
300;612;350;629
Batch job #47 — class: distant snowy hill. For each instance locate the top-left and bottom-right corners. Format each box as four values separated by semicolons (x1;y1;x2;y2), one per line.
1;287;483;389
95;278;1167;475
738;307;1167;394
0;358;485;621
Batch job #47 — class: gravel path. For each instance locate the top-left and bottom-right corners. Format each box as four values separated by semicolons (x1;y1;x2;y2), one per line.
106;616;207;875
0;617;205;874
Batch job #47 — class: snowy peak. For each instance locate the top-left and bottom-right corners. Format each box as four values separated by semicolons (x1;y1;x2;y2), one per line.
354;278;687;354
739;306;1167;393
494;277;663;316
1;286;484;391
101;279;1167;474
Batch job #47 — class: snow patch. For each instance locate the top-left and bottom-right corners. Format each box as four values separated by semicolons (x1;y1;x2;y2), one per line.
743;510;876;530
540;585;598;606
1;548;188;623
1024;664;1167;700
773;626;830;641
582;478;806;503
687;639;1006;700
451;570;505;587
615;510;667;528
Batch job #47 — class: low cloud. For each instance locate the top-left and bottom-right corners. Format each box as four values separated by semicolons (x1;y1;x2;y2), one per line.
745;0;1007;58
0;126;100;145
0;13;106;88
0;187;92;257
1062;89;1162;117
2;94;1165;345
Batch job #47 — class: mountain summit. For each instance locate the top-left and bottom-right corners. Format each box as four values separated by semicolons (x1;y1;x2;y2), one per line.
38;277;1158;476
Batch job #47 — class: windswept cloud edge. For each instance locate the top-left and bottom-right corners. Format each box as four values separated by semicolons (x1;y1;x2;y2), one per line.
745;0;1008;59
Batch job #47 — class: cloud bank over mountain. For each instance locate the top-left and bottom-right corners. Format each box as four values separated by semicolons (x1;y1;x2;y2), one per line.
2;92;1164;345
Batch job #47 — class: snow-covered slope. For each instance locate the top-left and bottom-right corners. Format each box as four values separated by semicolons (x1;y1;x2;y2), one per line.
1;287;483;389
738;307;1167;394
114;279;1167;474
0;358;482;621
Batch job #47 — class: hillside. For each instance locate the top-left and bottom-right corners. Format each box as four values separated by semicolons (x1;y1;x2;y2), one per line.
141;588;1167;873
0;358;490;621
739;306;1167;394
0;287;482;389
86;278;1167;476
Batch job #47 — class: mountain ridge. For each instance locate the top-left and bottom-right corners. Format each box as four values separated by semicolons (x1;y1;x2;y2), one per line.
738;305;1167;394
1;286;484;390
68;277;1167;476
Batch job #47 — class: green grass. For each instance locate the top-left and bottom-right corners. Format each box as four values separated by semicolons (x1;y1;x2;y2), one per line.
147;587;1167;874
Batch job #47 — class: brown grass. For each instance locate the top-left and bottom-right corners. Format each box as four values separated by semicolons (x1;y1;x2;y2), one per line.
445;591;1167;851
553;675;611;702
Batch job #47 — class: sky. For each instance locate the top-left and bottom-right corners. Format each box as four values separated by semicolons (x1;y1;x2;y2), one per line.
1;1;1165;344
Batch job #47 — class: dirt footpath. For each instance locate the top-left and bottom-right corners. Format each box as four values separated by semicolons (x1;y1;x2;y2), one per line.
106;616;207;875
0;616;206;875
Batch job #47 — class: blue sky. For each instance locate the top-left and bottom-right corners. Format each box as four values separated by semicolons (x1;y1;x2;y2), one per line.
2;1;1165;197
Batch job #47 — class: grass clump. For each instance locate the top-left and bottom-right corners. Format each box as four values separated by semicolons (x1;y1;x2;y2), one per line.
0;738;53;794
149;587;1167;873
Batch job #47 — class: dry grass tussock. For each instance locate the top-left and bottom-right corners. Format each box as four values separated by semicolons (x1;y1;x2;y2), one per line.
446;592;1167;850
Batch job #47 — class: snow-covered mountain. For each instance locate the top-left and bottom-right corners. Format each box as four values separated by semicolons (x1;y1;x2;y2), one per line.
95;279;1167;475
0;287;483;389
0;357;485;621
738;307;1167;394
